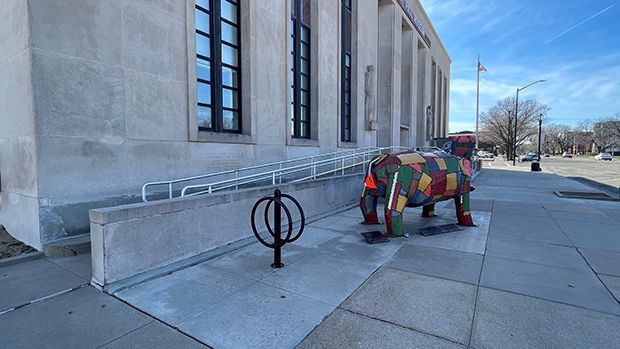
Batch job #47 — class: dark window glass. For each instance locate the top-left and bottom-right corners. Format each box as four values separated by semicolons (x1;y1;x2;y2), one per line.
196;58;211;81
221;22;238;45
291;0;311;139
301;0;311;25
195;10;210;34
340;0;352;142
222;88;239;109
196;0;210;10
222;110;239;131
222;66;238;87
198;106;213;129
221;44;238;67
221;0;238;23
197;82;212;104
195;0;241;133
196;34;211;57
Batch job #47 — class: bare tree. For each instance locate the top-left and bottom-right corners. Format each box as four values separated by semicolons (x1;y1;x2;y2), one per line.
576;117;619;153
543;123;572;154
479;97;549;159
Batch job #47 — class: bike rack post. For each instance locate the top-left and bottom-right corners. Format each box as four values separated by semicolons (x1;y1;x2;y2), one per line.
272;189;283;268
251;189;305;268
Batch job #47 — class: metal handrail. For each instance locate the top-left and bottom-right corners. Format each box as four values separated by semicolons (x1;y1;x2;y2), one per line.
142;146;407;202
180;147;400;197
141;146;379;201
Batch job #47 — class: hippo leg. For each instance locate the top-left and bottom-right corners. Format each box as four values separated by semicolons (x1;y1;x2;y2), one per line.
384;172;406;236
422;204;437;217
455;183;475;226
360;187;380;224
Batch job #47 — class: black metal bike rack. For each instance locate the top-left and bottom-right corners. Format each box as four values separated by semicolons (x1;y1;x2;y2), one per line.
250;189;305;268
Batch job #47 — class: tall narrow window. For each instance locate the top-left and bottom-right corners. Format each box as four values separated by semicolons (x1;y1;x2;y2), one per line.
291;0;311;139
341;0;352;142
195;0;241;133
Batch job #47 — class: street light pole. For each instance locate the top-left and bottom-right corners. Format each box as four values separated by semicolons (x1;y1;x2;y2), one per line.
507;111;513;160
537;113;543;159
513;90;520;165
512;79;547;166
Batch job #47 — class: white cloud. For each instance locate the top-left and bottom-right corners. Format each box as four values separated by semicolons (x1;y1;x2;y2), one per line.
448;120;476;133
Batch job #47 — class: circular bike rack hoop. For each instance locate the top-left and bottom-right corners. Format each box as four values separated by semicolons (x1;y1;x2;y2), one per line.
250;189;305;268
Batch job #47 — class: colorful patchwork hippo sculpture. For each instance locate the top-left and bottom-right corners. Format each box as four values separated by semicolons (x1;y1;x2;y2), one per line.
360;136;476;236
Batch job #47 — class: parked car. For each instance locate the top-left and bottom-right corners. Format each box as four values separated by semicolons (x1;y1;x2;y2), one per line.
562;152;573;158
477;151;494;159
520;152;540;162
544;153;550;157
594;153;612;161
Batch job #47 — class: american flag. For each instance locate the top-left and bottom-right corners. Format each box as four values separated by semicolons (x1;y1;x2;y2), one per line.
478;62;487;72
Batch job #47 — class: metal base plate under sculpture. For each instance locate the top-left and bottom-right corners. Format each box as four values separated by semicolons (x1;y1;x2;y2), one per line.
360;231;390;244
418;224;464;237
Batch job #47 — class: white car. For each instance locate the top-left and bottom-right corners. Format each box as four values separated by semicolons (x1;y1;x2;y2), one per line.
477;151;494;159
594;153;612;161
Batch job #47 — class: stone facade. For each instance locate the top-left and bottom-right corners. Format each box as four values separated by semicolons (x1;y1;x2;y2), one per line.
0;0;450;250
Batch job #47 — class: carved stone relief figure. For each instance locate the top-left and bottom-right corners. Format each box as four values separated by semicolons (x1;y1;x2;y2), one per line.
364;65;377;130
426;105;434;141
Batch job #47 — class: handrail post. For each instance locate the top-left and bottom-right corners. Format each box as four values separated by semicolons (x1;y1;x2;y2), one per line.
362;153;366;173
279;163;282;184
208;185;212;194
168;183;173;200
341;158;345;175
235;170;238;190
272;172;276;185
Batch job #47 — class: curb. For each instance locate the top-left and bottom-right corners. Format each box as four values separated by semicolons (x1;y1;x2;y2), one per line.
566;176;620;198
42;234;91;258
0;251;45;267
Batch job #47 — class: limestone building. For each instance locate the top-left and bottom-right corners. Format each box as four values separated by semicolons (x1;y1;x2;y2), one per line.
0;0;450;250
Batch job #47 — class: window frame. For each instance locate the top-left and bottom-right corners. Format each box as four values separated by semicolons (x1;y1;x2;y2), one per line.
340;0;352;142
290;0;311;139
195;0;242;134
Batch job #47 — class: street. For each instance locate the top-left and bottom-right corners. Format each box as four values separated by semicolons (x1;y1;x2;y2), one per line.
484;156;620;192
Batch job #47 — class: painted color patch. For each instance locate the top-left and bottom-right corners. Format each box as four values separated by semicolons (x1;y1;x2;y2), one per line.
396;195;408;211
435;158;447;170
446;172;457;191
419;172;432;192
398;153;426;165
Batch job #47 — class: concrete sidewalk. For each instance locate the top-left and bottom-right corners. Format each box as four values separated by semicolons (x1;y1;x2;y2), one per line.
1;168;619;348
0;253;207;348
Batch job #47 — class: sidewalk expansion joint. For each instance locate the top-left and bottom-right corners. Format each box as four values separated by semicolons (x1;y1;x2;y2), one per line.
0;283;89;316
467;201;492;347
339;307;468;347
575;248;620;306
109;293;215;348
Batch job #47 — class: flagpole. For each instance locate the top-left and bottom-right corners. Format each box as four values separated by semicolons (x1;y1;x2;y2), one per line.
475;54;480;149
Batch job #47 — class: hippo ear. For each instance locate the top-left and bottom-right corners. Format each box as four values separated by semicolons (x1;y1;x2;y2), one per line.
459;159;472;177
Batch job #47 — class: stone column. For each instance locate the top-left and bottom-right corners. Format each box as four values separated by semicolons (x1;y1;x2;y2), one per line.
376;1;401;147
400;27;415;147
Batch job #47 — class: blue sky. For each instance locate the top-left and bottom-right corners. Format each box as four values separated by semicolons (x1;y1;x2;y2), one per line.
420;0;620;132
